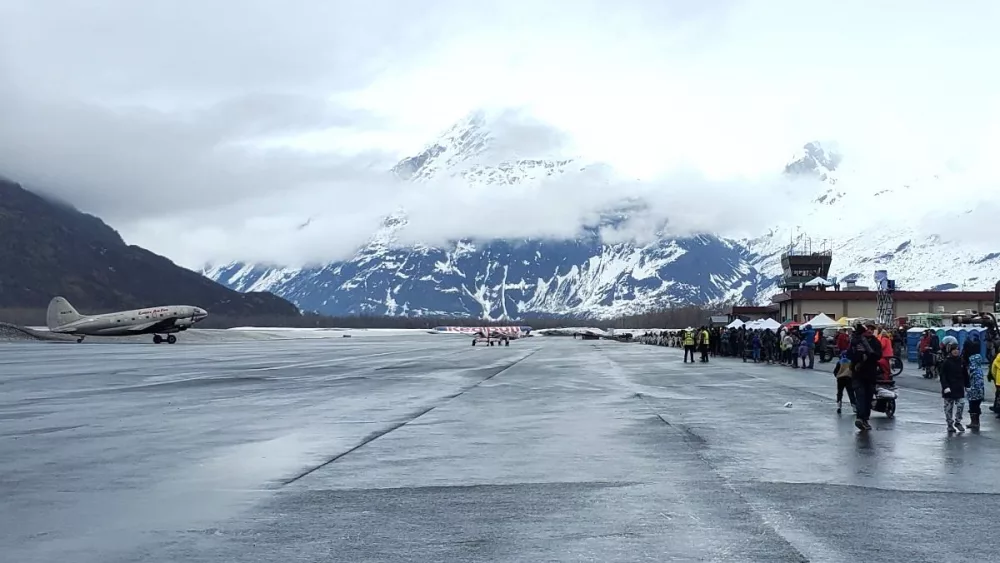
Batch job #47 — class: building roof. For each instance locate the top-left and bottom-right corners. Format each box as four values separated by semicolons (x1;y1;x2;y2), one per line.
732;306;776;314
770;290;994;304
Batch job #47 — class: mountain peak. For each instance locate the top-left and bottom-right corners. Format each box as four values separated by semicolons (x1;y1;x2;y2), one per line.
391;110;497;181
784;141;842;182
392;109;575;182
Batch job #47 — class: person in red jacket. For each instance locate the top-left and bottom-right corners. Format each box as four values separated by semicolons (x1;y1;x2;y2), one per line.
918;330;939;378
918;332;931;355
835;328;851;354
877;328;894;381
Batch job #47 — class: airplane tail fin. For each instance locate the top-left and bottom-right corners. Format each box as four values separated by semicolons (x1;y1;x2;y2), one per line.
47;296;83;330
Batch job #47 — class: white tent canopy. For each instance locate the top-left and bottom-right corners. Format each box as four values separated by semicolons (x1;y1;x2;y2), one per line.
804;276;832;287
746;318;780;331
759;318;781;330
804;313;839;328
726;319;745;329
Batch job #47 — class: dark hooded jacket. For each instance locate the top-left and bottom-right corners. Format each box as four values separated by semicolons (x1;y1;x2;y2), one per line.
940;350;967;399
849;327;881;383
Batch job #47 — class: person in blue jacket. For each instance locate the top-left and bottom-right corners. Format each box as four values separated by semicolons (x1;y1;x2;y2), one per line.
800;324;816;369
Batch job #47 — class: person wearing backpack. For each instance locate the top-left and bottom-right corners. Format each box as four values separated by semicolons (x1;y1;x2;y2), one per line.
849;324;881;431
833;351;856;414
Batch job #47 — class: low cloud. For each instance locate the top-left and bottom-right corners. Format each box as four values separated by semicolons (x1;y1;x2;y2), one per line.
0;85;828;269
918;199;1000;251
0;89;391;219
3;0;1000;271
123;154;821;268
475;109;574;164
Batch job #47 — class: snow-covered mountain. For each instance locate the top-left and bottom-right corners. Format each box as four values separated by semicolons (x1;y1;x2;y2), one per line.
205;228;758;318
205;112;766;318
742;142;1000;303
204;113;1000;319
391;111;575;184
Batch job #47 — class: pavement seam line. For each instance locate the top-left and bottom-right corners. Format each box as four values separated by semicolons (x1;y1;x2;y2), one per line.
279;405;438;486
607;345;814;562
636;395;812;563
279;349;539;487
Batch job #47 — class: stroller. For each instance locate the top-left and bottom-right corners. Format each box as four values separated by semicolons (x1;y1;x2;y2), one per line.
871;363;898;418
872;380;898;418
840;355;898;418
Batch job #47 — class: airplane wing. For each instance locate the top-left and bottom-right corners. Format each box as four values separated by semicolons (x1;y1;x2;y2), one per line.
126;318;179;333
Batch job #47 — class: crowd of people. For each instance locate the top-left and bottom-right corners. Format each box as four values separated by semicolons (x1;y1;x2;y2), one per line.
637;321;1000;433
918;329;1000;431
638;323;905;371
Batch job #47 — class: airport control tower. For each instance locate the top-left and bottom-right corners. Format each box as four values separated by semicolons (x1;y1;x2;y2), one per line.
778;238;833;291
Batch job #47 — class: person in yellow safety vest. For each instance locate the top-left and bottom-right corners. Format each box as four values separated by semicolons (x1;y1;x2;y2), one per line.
990;353;1000;416
682;330;696;363
699;326;711;363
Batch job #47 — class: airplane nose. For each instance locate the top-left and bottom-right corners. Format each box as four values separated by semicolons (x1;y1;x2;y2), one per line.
195;308;208;319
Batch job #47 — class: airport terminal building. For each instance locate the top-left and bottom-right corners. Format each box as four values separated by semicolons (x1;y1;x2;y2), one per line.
770;289;995;324
734;245;999;324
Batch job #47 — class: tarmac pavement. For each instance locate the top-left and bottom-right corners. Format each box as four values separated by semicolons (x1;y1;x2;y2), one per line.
2;335;999;562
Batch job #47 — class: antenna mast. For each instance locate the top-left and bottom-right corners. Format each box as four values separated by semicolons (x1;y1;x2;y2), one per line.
874;270;895;326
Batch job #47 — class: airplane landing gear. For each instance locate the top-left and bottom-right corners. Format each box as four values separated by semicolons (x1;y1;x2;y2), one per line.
167;335;176;344
77;336;85;343
153;335;162;344
153;334;178;344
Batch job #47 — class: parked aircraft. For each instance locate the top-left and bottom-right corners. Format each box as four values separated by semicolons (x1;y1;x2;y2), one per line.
428;325;532;346
45;296;209;344
429;326;531;338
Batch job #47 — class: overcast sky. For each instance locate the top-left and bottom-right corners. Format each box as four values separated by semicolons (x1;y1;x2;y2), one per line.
2;0;999;268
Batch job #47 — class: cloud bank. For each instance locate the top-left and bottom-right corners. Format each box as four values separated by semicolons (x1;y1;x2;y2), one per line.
2;0;999;269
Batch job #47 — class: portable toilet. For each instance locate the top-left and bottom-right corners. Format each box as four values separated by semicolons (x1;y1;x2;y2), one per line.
956;327;970;349
965;327;988;356
934;328;948;344
906;327;924;363
944;328;960;346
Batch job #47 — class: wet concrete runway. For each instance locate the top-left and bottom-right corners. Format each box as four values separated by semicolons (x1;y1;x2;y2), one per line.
2;336;999;562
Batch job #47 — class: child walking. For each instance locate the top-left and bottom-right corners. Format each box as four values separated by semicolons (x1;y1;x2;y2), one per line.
940;339;967;432
965;343;987;429
833;351;856;414
796;338;808;370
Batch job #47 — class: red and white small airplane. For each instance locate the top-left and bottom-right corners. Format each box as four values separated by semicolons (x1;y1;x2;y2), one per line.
429;325;531;346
